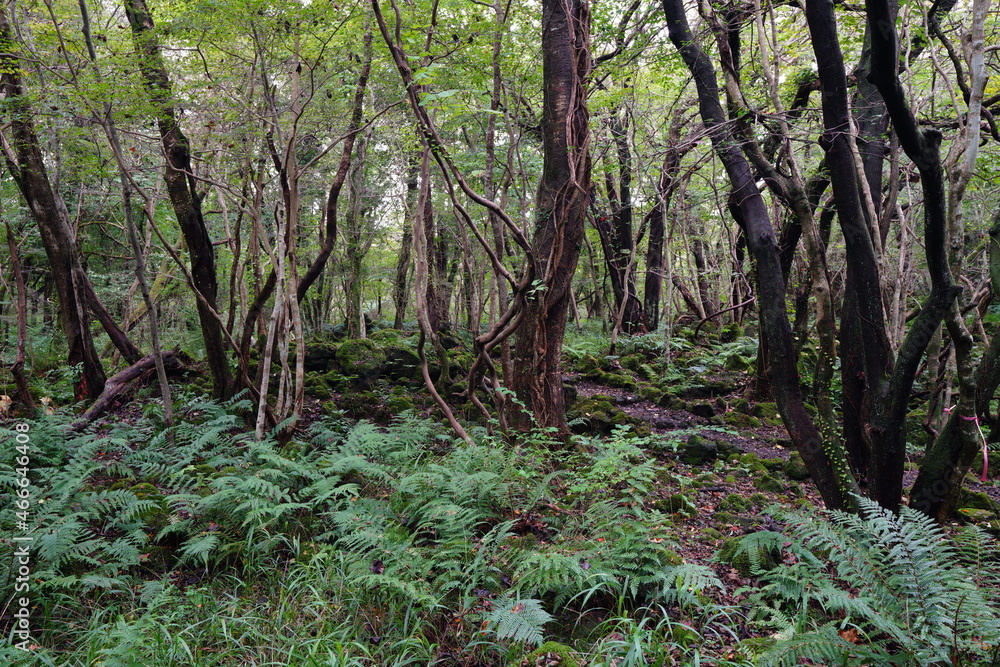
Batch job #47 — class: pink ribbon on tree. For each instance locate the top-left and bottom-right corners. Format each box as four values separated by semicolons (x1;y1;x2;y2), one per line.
945;405;989;482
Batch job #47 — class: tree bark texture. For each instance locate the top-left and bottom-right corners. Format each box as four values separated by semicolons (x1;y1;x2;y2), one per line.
125;0;232;398
662;0;856;510
509;0;592;435
0;11;106;400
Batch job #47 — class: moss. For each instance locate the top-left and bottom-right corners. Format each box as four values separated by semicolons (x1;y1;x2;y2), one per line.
719;322;744;343
637;363;659;381
718;494;751;512
575;354;604;375
724;411;753;428
701;527;723;541
129;482;162;499
752;402;779;419
303;371;333;400
738;453;767;473
386;395;415;415
724;354;752;371
595;371;638;391
958;488;1000;512
509;642;579;667
783;452;810;481
335;339;386;388
619;354;645;372
639;385;664;403
753;473;784;493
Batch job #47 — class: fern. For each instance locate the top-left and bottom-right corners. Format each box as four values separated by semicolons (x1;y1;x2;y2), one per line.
751;496;1000;666
486;596;552;646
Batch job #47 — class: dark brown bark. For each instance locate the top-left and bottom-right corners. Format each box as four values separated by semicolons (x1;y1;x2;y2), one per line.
662;0;855;510
509;0;592;435
5;221;35;413
594;111;645;334
807;0;958;512
71;352;187;429
125;0;232;399
393;154;419;329
0;12;105;400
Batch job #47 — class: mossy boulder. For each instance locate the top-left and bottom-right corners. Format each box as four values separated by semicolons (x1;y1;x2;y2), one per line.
383;346;423;383
619;354;645;372
718;494;751;512
509;641;579;667
566;397;629;435
783;452;810;481
595;371;638;391
303;371;333;400
303;340;340;372
724;354;753;371
682;434;717;465
753;473;784;493
738;453;768;474
751;402;779;420
335;339;386;388
957;489;1000;517
723;411;754;428
575;354;604;376
639;385;664;403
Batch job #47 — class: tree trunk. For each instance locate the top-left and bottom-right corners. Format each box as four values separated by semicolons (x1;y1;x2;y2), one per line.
0;10;105;400
509;0;592;435
662;0;856;510
125;0;232;399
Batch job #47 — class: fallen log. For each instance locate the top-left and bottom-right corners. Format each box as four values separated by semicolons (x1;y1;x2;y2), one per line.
71;351;189;430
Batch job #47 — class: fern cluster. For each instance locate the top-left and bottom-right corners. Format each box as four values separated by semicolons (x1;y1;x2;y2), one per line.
743;496;1000;666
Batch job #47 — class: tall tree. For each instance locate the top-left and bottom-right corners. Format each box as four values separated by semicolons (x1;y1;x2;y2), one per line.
125;0;233;398
0;9;106;400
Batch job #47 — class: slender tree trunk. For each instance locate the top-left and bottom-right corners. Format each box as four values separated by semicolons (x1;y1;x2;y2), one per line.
125;0;232;398
5;221;35;413
0;10;105;400
663;0;856;510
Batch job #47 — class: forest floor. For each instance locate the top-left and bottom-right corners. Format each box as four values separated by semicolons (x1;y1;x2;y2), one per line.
15;328;1000;666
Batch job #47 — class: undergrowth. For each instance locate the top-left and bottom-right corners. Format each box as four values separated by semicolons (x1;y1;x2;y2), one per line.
0;397;748;666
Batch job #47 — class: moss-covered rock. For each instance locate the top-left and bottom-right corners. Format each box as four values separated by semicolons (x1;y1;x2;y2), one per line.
335;339;386;388
303;371;333;400
619;354;645;372
509;641;579;667
957;488;1000;517
783;452;810;481
639;385;664;403
718;494;751;512
575;354;604;376
752;402;779;420
303;340;340;372
738;453;768;474
723;411;753;428
567;397;628;435
753;473;784;493
683;434;717;465
383;346;422;383
595;371;638;391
